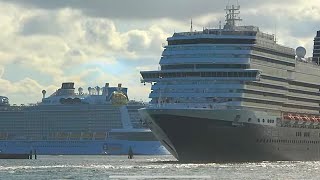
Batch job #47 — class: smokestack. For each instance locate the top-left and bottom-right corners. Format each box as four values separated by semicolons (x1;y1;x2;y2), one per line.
96;86;100;95
78;87;83;95
312;30;320;64
118;83;122;88
42;90;46;99
103;83;109;96
88;87;92;95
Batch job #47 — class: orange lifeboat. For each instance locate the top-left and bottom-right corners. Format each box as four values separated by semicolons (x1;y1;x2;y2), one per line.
287;113;295;120
295;114;303;121
311;116;317;122
303;115;310;121
283;114;289;120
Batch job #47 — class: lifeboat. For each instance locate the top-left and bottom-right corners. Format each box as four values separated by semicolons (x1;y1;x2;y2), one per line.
295;115;303;121
303;115;312;125
283;114;289;120
94;132;107;140
295;115;304;125
55;132;69;140
310;116;319;125
287;113;295;120
285;113;297;124
303;115;310;121
82;132;93;140
0;133;7;140
69;132;81;140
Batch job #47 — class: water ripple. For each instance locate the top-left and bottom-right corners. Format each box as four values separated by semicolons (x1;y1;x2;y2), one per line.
1;156;320;180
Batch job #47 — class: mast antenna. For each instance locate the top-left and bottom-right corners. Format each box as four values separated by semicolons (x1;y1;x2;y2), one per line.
190;18;193;32
224;3;242;29
274;23;277;43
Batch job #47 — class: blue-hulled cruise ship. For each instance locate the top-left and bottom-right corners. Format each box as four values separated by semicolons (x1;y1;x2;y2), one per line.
139;4;320;162
0;82;168;155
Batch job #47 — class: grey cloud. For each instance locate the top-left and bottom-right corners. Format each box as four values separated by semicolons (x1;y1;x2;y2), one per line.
127;33;148;52
66;49;83;57
287;20;320;39
20;14;63;36
83;20;111;44
0;0;301;20
241;7;320;39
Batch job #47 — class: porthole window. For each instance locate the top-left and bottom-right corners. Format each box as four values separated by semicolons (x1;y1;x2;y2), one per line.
248;118;252;122
263;119;265;123
258;118;260;122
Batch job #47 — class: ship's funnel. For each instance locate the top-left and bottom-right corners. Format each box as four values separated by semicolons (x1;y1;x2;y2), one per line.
61;82;75;89
78;87;83;95
118;83;122;88
96;86;101;95
312;30;320;64
42;90;46;99
88;87;92;95
103;83;109;96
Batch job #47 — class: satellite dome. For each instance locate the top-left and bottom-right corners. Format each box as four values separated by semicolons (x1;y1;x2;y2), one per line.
296;46;306;58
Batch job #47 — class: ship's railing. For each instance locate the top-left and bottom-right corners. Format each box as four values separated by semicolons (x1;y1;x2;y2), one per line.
3;132;109;141
256;31;275;41
295;58;320;68
255;40;294;55
147;103;238;110
173;29;257;37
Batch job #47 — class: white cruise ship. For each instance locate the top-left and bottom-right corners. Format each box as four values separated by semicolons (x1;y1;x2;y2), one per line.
0;82;168;155
139;4;320;162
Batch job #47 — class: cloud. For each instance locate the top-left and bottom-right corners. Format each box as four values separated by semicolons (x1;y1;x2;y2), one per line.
20;13;62;36
0;66;4;78
0;0;303;20
0;3;173;103
0;77;57;104
0;0;319;104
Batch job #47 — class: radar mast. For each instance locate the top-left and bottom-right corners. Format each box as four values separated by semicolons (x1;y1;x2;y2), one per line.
224;4;242;30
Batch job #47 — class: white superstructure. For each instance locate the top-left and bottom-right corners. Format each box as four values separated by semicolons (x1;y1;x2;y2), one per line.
0;82;168;155
138;5;320;162
141;5;320;118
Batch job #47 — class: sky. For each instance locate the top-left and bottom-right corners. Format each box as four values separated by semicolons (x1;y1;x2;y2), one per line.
0;0;319;104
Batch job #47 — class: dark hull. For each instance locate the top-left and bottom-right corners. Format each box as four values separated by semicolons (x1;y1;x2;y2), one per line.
0;154;30;159
149;113;320;162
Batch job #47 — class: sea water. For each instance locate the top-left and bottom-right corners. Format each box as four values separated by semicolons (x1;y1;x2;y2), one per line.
1;155;320;179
